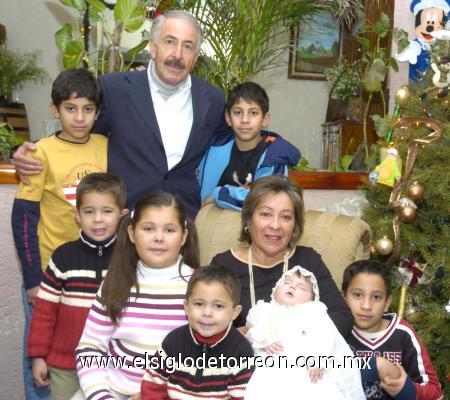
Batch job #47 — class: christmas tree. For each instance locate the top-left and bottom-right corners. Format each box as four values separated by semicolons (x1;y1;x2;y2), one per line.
362;41;449;391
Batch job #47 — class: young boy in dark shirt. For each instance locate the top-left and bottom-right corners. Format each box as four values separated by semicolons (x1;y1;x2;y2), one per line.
198;82;300;211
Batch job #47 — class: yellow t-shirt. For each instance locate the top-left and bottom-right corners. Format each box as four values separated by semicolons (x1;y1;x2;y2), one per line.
15;133;108;271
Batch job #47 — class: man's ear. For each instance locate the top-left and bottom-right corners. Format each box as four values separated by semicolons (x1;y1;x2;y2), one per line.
148;40;156;60
225;112;232;126
74;208;81;224
50;102;60;118
262;112;271;128
384;295;393;313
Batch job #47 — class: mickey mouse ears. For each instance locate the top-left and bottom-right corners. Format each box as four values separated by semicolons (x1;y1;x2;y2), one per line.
410;0;450;15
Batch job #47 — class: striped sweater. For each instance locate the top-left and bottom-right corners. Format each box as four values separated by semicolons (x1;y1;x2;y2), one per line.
27;232;115;369
141;324;255;399
76;258;192;399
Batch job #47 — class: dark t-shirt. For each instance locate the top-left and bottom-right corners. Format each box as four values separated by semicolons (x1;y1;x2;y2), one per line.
218;137;270;187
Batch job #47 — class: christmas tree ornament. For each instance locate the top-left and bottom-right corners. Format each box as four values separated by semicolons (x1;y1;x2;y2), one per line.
407;181;424;200
398;197;418;209
405;304;420;323
399;255;425;286
395;86;411;105
399;205;417;223
370;245;378;258
375;148;402;187
375;235;394;255
396;0;450;81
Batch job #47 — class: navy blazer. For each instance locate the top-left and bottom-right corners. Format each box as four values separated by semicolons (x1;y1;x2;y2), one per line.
93;71;228;217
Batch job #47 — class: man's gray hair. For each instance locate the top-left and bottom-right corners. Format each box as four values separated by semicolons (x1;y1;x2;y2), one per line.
150;10;203;53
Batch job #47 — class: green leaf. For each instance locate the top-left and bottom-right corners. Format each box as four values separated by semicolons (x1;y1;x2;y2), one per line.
125;40;148;57
72;0;87;13
372;114;389;137
85;0;106;22
389;57;399;72
114;0;145;32
63;40;85;68
59;0;75;8
363;59;387;93
375;13;389;38
341;154;353;171
355;36;370;50
55;23;73;53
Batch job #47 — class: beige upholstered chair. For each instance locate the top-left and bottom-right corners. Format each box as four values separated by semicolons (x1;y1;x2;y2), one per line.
195;203;371;289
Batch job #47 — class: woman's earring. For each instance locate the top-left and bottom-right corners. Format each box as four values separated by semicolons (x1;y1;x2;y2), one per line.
244;226;249;233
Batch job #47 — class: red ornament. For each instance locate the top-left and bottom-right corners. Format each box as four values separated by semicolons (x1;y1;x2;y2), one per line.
400;256;424;287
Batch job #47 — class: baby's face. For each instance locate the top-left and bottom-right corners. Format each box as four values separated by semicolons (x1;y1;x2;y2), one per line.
274;274;314;306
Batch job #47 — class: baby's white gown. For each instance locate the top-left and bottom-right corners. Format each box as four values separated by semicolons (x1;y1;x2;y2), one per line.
244;301;365;400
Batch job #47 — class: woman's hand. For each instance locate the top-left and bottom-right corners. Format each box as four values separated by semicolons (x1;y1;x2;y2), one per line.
12;142;42;184
307;367;324;383
129;393;141;400
263;341;283;355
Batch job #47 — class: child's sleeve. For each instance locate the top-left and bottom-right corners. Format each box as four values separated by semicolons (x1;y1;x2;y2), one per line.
11;147;48;289
27;255;64;359
228;343;255;400
399;321;443;400
75;286;117;400
141;347;171;400
211;165;288;212
245;302;276;349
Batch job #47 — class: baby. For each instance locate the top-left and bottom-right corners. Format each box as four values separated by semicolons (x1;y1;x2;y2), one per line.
244;266;365;400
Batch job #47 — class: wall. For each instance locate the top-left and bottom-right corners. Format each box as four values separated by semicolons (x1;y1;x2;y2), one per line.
0;184;24;398
1;0;77;140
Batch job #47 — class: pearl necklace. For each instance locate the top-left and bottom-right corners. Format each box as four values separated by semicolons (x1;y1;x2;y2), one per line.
247;246;289;307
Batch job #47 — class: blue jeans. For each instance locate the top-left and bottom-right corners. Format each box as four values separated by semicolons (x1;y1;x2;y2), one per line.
22;285;51;400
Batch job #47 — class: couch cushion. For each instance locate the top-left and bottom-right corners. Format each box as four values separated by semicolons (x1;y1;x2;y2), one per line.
195;204;370;289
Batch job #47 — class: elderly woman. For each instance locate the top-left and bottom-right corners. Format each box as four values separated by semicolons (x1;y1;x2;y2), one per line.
211;175;353;336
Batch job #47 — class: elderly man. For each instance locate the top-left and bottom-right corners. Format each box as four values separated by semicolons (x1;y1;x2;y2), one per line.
13;10;228;217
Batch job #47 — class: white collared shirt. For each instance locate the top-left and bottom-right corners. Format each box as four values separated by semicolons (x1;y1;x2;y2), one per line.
147;68;193;170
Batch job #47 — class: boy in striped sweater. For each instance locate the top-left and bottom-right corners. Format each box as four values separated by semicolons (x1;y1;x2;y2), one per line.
141;265;255;400
343;260;443;400
27;173;127;399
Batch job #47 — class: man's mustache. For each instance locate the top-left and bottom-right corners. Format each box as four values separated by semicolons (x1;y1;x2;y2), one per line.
164;58;186;69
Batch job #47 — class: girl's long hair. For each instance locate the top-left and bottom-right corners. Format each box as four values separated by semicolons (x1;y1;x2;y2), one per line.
100;192;199;324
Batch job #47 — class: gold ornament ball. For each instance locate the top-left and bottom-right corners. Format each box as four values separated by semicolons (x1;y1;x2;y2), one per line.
399;205;417;223
405;306;420;323
407;181;424;201
395;86;410;105
370;245;378;258
375;235;393;255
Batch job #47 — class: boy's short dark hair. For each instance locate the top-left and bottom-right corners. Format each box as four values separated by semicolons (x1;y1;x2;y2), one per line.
51;68;101;109
226;82;269;115
342;260;392;296
186;265;241;306
76;173;127;210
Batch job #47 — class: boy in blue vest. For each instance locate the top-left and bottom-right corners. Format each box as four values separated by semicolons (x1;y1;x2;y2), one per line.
198;82;300;211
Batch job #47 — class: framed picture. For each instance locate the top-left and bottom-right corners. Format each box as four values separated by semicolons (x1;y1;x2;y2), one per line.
288;12;342;80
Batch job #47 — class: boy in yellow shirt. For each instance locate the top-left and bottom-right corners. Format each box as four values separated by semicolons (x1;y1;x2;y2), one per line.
11;68;107;399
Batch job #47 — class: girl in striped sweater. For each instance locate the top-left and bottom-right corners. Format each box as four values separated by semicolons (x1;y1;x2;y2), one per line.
74;192;199;400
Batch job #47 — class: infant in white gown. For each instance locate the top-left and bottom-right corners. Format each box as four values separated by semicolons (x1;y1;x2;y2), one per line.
244;266;365;400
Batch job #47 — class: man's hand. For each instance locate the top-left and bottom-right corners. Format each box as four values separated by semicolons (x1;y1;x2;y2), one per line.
31;358;50;387
380;363;407;397
12;142;41;184
263;341;283;355
307;367;324;384
27;286;40;306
